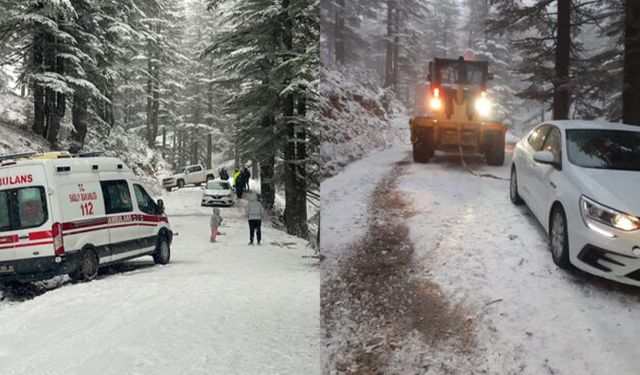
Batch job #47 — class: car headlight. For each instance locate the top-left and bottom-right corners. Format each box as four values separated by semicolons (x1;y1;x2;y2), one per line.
475;94;492;117
580;196;640;232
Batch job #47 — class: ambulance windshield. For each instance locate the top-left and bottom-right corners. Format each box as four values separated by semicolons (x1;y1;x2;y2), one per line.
0;187;48;232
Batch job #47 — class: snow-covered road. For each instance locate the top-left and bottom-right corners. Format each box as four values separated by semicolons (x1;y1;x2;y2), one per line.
0;188;319;375
322;144;640;374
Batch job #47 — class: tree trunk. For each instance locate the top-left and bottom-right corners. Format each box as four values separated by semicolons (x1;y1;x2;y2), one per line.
32;33;45;136
70;93;88;153
146;39;154;146
260;115;276;210
206;134;212;169
295;96;309;238
334;0;345;64
172;128;177;165
384;1;395;88
282;0;308;237
392;7;400;92
623;0;640;125
553;0;571;120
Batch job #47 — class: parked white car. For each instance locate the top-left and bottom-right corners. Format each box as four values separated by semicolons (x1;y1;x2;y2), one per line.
162;164;215;191
201;179;234;207
510;120;640;286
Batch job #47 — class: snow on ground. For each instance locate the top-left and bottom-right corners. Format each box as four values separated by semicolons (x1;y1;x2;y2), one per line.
0;187;319;375
323;139;640;374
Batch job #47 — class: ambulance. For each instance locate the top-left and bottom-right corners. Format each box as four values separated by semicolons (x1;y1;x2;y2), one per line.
0;151;173;283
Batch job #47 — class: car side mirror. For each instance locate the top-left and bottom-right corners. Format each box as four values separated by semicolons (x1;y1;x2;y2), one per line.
157;199;165;214
533;150;556;165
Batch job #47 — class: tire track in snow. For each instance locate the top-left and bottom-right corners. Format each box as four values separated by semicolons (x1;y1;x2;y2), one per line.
323;160;476;374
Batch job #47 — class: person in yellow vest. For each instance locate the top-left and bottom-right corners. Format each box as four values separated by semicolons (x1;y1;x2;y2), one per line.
232;168;242;192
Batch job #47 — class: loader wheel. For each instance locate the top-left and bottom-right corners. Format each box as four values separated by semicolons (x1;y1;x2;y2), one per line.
485;132;505;166
413;127;435;163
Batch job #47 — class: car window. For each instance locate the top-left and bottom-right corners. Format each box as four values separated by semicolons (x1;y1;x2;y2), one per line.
100;180;133;214
0;187;48;232
542;126;562;163
527;125;550;151
133;184;158;215
566;129;640;171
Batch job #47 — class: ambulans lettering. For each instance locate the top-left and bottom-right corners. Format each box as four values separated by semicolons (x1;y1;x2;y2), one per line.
0;174;33;187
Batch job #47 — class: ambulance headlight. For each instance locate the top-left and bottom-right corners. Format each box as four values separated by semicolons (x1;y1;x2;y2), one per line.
475;95;492;117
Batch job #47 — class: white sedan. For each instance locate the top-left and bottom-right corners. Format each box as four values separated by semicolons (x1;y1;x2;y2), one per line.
510;120;640;286
201;179;234;207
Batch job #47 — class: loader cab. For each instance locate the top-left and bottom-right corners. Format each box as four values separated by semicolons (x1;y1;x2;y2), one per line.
423;57;494;121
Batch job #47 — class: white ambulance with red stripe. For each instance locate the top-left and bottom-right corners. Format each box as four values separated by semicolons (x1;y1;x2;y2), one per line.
0;152;172;283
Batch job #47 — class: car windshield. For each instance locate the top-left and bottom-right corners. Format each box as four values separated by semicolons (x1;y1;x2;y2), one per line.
0;186;48;232
206;181;230;190
566;129;640;171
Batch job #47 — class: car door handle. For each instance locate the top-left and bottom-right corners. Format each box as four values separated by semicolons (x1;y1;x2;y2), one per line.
18;235;29;240
550;181;556;189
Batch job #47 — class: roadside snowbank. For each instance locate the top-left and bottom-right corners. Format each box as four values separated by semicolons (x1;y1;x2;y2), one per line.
320;66;409;177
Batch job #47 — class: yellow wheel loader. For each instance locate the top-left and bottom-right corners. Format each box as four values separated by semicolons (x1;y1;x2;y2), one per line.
410;57;507;165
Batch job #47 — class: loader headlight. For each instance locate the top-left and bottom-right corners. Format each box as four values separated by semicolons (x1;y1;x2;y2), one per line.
430;97;443;110
580;196;640;233
474;94;492;117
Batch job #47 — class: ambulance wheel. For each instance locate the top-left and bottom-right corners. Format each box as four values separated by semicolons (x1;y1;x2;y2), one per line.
154;237;171;265
69;249;98;282
177;179;185;189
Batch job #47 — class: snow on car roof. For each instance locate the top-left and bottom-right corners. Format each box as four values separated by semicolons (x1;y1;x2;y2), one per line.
546;120;640;132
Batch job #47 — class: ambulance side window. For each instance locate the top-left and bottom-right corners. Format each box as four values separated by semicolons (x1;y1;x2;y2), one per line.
100;180;133;214
133;184;158;215
0;191;11;231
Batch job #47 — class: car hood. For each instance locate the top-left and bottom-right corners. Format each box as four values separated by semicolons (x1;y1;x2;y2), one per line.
570;166;640;216
204;189;231;196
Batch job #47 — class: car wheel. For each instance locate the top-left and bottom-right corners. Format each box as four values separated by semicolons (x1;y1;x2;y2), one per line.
69;249;98;282
165;187;172;192
550;206;571;269
510;167;524;205
153;237;171;265
177;179;185;189
206;174;214;181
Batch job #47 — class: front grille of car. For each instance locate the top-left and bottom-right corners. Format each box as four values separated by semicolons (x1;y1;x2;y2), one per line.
578;245;636;272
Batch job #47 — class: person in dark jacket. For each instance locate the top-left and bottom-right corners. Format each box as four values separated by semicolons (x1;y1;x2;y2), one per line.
219;168;229;181
243;167;251;190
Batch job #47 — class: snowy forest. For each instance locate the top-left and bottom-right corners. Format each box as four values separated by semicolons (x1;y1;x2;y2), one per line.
0;0;319;239
320;0;640;172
